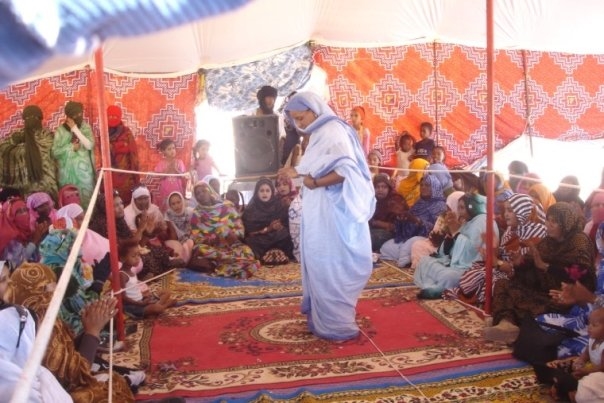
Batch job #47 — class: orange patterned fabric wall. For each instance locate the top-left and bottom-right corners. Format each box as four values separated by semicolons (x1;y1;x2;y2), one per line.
313;44;604;168
0;68;197;202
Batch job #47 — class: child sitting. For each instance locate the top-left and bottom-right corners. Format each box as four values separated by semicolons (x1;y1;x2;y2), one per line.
547;307;604;402
119;239;176;318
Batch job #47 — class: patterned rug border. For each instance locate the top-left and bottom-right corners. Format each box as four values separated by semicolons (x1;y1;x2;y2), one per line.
159;262;415;305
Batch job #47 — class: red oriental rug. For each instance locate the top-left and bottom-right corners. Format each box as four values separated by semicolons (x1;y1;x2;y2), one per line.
111;286;546;401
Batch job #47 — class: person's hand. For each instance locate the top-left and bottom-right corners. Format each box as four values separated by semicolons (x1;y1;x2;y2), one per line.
528;242;548;271
81;298;117;338
278;167;298;179
225;232;239;244
302;175;317;189
550;281;597;306
497;260;514;276
65;116;76;130
444;211;460;234
269;219;283;231
31;221;49;245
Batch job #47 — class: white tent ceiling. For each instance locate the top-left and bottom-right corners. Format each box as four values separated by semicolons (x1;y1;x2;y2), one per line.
21;0;604;83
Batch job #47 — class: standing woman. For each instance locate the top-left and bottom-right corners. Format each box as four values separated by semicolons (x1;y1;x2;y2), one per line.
278;92;375;341
52;101;95;209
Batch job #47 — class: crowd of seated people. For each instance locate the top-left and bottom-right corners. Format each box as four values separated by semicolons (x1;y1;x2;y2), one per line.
1;96;603;402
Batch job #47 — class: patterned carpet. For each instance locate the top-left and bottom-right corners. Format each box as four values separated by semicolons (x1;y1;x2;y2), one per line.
108;283;551;402
159;262;414;304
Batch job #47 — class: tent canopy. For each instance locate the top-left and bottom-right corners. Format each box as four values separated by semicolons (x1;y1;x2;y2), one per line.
21;0;604;83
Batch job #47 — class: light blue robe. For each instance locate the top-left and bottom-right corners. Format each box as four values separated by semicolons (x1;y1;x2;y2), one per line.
414;213;497;292
289;92;375;340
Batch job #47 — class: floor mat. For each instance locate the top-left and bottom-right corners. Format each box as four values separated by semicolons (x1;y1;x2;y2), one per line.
115;287;530;401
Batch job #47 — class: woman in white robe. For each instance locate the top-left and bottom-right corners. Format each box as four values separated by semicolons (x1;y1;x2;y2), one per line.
278;92;375;341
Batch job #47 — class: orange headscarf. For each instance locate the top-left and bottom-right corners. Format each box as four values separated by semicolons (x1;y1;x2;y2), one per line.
396;158;430;207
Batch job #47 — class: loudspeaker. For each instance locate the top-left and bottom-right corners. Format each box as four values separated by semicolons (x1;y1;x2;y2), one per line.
232;114;280;178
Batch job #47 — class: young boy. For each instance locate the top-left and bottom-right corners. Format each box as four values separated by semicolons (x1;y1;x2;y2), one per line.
119;239;175;318
414;122;436;161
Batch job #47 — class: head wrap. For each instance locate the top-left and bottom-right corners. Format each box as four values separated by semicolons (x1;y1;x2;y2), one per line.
275;173;298;200
256;85;277;101
0;198;31;254
22;105;43;121
367;149;382;165
193;181;219;207
257;85;278;114
132;186;151;200
373;173;393;191
64;101;83;117
508;193;545;226
242;177;285;233
58;184;80;208
56;203;84;222
396;157;430;207
462;193;487;219
284;91;338;135
5;262;56;317
12;106;44;182
446;191;465;214
107;105;122;128
528;183;557;212
351;106;366;119
165;191;192;241
546;202;584;238
26;192;54;210
515;172;540;194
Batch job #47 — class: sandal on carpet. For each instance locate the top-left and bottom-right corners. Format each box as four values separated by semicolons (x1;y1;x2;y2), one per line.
262;249;289;266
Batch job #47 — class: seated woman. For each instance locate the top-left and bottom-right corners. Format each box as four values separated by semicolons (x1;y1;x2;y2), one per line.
164;191;193;243
26;192;57;231
135;212;192;269
0;197;47;268
89;192;165;278
222;189;245;213
380;174;447;267
484;202;596;344
275;173;298;209
396;157;430;208
39;204;101;336
242;177;294;265
190;181;259;278
414;192;495;299
448;193;548;306
58;184;81;208
409;191;465;269
369;173;398;252
6;262;135;402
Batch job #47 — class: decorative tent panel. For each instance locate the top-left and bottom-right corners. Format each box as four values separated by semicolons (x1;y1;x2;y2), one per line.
0;69;197;203
204;44;313;111
313;44;604;167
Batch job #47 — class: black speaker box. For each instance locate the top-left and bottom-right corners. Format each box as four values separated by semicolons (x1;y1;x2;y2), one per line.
232;114;280;178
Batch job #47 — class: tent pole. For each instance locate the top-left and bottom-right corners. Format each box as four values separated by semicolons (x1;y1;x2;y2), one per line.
484;0;495;315
94;48;125;340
